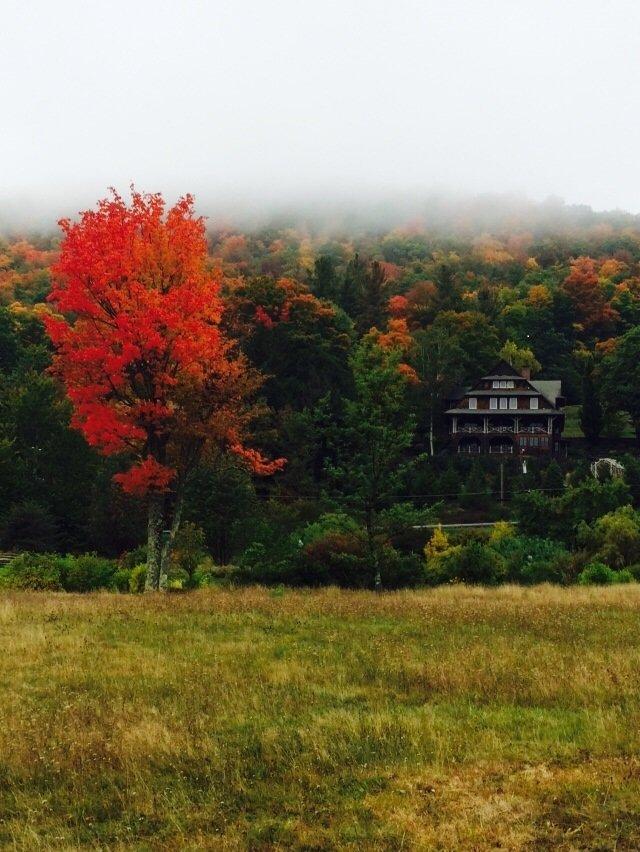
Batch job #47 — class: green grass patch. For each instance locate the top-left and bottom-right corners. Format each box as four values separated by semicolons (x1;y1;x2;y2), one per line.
0;585;639;848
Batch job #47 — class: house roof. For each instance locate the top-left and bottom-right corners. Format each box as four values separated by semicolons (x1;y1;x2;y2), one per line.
445;408;563;416
530;380;562;406
481;359;523;379
446;359;563;409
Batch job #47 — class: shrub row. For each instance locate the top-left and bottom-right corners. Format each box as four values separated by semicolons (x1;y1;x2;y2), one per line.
0;553;147;592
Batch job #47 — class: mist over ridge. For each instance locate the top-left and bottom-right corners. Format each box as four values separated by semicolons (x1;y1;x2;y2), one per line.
3;189;640;243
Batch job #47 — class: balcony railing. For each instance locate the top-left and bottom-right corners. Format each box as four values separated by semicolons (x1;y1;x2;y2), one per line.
453;420;552;436
458;444;481;453
489;445;514;454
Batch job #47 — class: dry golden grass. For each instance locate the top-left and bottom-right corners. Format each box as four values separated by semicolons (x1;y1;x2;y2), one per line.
0;584;639;849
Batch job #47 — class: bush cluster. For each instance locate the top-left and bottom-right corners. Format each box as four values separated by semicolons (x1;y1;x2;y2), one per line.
424;523;573;586
237;512;423;589
0;553;133;592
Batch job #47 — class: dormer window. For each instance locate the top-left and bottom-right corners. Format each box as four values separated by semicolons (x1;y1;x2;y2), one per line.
490;397;497;409
469;397;477;410
530;398;539;409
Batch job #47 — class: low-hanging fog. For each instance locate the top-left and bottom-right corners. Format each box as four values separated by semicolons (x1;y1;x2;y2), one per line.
2;0;640;229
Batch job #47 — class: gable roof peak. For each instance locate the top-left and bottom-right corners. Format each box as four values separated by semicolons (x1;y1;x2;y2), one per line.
482;358;524;379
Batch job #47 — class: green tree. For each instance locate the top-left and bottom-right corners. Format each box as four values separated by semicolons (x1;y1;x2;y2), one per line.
430;311;500;381
228;276;354;411
543;460;565;494
311;255;339;302
172;522;207;587
413;326;464;455
499;340;541;375
438;462;462;501
185;458;257;564
580;360;604;443
340;253;368;320
327;339;418;588
358;260;387;334
460;461;491;509
602;327;640;440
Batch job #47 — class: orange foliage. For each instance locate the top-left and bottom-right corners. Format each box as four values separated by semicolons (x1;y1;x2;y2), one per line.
46;190;283;496
562;257;618;334
388;294;409;317
598;258;626;280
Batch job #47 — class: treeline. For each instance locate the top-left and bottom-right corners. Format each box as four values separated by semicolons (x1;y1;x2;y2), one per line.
3;208;640;588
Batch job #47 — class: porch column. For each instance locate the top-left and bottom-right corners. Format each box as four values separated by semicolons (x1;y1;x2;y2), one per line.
484;416;488;434
453;416;457;434
515;416;519;434
547;416;552;434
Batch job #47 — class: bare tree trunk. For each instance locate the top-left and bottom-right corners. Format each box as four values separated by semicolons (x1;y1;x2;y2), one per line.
366;505;381;590
157;484;185;590
146;492;164;591
429;412;435;457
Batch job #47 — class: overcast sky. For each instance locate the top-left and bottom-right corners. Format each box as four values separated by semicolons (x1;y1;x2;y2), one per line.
2;0;640;222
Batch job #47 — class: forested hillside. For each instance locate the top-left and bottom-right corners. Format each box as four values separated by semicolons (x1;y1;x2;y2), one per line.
4;197;640;588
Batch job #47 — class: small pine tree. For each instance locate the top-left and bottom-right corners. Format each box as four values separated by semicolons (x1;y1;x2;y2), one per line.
438;463;462;501
544;460;565;494
460;461;491;509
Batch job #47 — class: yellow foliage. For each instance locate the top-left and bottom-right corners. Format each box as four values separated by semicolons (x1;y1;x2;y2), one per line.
489;521;515;544
598;258;626;280
527;284;551;307
424;525;451;560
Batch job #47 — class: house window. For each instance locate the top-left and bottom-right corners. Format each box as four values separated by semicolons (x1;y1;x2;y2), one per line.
469;397;477;410
530;398;539;409
500;380;507;388
509;397;517;409
499;398;508;409
507;380;514;388
490;397;497;409
492;380;500;388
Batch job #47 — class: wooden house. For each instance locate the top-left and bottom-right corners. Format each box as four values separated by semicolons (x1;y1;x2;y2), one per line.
445;360;565;455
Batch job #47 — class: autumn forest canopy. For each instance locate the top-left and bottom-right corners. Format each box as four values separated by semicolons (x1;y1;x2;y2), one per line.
5;191;640;590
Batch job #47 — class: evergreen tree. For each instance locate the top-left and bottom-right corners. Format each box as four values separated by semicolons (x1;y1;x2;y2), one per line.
601;327;640;441
311;255;339;302
544;460;565;494
340;253;367;320
327;339;417;588
434;263;462;312
460;461;491;509
438;462;462;501
358;260;387;334
580;362;604;443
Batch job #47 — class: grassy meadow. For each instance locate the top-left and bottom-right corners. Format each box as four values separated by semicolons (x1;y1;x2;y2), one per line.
1;585;640;849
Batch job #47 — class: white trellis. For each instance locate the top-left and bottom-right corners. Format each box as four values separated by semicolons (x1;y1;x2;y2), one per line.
590;457;625;480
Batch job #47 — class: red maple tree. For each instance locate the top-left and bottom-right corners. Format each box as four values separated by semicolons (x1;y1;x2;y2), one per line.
46;189;283;589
